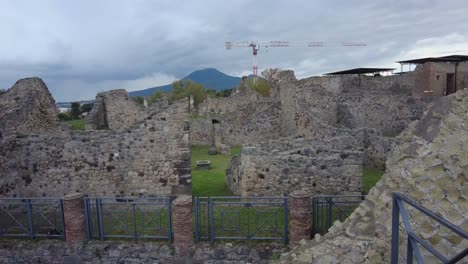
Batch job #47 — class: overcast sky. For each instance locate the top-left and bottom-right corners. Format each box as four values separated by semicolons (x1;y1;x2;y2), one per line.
1;0;467;101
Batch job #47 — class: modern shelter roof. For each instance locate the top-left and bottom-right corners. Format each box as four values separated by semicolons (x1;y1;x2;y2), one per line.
397;55;468;64
323;68;395;75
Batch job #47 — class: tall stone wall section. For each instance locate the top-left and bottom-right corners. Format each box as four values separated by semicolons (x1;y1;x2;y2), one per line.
227;136;365;196
0;97;191;197
86;89;146;130
0;77;61;138
278;90;468;263
277;71;426;137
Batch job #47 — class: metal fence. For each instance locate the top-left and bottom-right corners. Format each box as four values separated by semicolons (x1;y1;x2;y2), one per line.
194;197;288;243
84;197;172;240
0;198;64;239
312;195;365;235
391;193;468;264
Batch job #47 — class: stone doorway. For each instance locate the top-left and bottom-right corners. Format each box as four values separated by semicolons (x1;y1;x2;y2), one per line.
446;73;456;95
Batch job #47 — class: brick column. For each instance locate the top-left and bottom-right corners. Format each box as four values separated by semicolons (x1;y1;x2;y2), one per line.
172;195;193;257
289;190;312;247
63;192;86;254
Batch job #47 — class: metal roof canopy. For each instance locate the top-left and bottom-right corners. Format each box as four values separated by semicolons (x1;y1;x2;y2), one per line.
397;55;468;64
324;67;395;75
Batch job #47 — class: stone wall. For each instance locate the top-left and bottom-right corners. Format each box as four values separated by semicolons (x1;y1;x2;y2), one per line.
226;136;365;196
86;89;146;130
0;77;61;138
278;90;468;263
0;239;286;263
0;98;191;197
277;71;426;137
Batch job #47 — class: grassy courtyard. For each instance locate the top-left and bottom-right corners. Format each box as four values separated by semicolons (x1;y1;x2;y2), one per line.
191;145;385;197
191;145;241;197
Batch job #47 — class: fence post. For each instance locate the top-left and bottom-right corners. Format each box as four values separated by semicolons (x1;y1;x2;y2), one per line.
63;192;86;254
172;195;193;257
391;193;400;264
289;190;312;247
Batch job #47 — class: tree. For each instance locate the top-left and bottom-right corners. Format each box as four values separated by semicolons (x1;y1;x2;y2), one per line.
132;96;145;105
168;80;207;107
261;68;281;81
0;88;6;95
147;91;164;105
81;103;94;113
70;102;81;119
246;78;271;96
216;89;232;97
206;89;217;98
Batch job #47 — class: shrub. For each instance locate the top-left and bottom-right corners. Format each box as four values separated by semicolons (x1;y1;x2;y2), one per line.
58;112;72;121
246;78;271;96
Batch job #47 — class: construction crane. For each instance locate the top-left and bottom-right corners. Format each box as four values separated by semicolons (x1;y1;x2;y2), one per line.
225;41;366;79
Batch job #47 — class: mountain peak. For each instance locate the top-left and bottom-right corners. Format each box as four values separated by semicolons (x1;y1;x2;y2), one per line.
129;68;241;97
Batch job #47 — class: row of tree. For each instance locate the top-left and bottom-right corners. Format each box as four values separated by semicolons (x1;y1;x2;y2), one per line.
137;76;272;108
58;102;94;121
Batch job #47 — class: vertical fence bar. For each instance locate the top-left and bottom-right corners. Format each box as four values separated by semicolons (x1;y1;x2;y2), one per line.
391;194;400;264
59;199;66;240
132;203;137;239
283;197;289;244
312;197;317;234
247;204;251;239
326;197;332;230
167;197;172;242
209;197;214;244
26;199;34;240
194;197;199;242
97;198;104;240
407;237;414;264
83;198;90;240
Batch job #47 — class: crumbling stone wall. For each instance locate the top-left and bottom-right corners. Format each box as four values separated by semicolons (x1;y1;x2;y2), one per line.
277;71;426;137
86;89;146;130
0;77;61;138
225;125;393;197
226;137;363;196
0;85;191;197
278;90;468;263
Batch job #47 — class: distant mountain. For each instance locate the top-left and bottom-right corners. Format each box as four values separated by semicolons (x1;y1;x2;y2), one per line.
129;68;242;97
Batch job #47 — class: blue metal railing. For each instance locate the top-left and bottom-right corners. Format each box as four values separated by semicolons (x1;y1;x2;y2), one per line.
84;197;172;241
391;193;468;263
194;196;288;244
312;195;365;235
0;198;64;239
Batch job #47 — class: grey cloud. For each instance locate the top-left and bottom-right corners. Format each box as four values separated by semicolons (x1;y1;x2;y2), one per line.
0;0;467;101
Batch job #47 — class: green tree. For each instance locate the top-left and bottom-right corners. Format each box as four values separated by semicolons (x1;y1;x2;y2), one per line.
168;80;207;107
131;96;145;105
57;112;72;121
80;103;94;113
70;102;81;119
0;88;6;95
246;78;271;96
147;91;164;105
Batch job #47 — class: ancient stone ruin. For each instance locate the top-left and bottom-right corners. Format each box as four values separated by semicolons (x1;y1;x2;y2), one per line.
278;90;468;263
192;70;428;196
0;79;191;197
0;77;61;138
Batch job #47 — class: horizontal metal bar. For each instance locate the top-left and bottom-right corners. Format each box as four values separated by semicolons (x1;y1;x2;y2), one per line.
212;201;285;205
395;193;468;239
408;232;449;263
196;196;287;199
102;235;170;239
214;236;283;240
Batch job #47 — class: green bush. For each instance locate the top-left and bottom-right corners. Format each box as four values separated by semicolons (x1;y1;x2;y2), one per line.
246;78;271;96
148;91;164;105
58;112;72;121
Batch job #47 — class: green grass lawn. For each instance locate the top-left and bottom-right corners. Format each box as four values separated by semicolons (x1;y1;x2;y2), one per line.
191;145;241;197
63;119;86;130
362;166;385;193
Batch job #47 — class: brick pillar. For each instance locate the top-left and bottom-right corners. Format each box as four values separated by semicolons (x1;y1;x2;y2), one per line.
289;190;312;247
172;195;193;257
63;192;86;254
